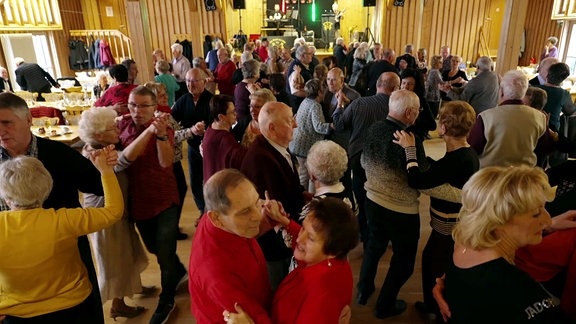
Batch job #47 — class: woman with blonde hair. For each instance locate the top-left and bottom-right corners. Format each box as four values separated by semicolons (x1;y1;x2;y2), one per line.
441;55;467;101
349;43;368;94
444;166;561;323
232;88;276;148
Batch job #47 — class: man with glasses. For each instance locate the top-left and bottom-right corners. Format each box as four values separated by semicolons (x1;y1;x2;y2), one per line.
118;86;187;324
286;44;314;113
172;68;212;217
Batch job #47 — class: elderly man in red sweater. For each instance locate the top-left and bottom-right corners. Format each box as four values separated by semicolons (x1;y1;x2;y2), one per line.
189;169;273;323
210;48;236;96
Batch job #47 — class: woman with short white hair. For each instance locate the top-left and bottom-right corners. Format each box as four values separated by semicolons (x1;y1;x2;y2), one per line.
79;107;151;320
306;140;353;210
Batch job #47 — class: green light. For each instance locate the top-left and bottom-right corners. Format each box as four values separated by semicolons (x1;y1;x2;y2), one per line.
311;1;316;22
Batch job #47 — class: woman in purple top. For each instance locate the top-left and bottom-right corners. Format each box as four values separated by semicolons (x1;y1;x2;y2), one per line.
541;36;559;61
234;60;261;123
202;95;247;183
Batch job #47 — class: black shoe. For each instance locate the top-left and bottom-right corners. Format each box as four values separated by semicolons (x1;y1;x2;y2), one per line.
149;303;175;324
176;269;188;291
374;300;407;319
415;301;437;320
356;288;374;305
177;232;188;240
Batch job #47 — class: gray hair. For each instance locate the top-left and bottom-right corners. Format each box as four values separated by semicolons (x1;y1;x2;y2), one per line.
296;44;310;60
14;57;25;66
204;169;255;214
240;51;253;64
242;59;260;79
0;156;53;209
249;88;276;102
476;56;493;72
388;89;420;115
79;107;118;146
405;44;414;54
336;38;344;45
547;36;558;45
306;140;348;185
500;70;528;100
304;79;322;98
354;46;368;60
155;60;171;73
0;92;30;120
192;57;204;68
170;43;183;53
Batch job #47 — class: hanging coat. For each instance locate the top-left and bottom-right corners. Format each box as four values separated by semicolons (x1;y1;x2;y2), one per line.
99;40;116;67
69;39;89;70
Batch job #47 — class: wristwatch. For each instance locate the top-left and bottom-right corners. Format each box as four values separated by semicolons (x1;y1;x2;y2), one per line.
156;135;168;141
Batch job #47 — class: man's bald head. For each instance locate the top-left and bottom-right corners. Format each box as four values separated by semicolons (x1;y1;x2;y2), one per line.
258;102;296;148
538;57;559;81
376;72;400;95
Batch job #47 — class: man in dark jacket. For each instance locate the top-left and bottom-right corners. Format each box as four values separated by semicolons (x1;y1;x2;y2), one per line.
14;58;60;101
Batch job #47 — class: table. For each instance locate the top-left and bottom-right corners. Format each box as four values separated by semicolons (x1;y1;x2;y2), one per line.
30;125;80;145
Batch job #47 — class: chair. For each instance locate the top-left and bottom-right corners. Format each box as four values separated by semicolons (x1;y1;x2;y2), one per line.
15;91;38;103
29;106;66;125
65;92;84;103
32;117;59;126
62;86;83;93
42;92;64;102
64;106;86;125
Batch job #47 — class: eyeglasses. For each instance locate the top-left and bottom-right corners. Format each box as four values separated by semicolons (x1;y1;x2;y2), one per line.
127;103;156;109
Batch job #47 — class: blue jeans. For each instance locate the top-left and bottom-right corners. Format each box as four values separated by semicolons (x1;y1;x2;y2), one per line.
357;199;420;311
136;205;186;304
187;145;205;214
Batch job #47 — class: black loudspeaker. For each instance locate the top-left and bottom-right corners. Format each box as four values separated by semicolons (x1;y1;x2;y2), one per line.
204;0;216;11
363;0;376;6
233;0;246;9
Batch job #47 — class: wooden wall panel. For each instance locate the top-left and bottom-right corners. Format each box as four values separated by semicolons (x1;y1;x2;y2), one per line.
53;0;85;76
520;0;562;66
222;0;266;38
414;0;490;65
145;0;225;66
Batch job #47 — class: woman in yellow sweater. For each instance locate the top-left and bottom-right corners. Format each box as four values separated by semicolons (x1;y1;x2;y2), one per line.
0;149;123;323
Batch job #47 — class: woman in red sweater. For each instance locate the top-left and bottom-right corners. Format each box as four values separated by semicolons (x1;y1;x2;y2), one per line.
224;197;359;324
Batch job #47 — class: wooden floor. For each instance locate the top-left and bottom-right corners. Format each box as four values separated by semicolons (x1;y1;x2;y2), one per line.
103;137;447;324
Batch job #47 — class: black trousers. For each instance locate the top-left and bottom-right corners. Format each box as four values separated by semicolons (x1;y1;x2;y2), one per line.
357;199;420;311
